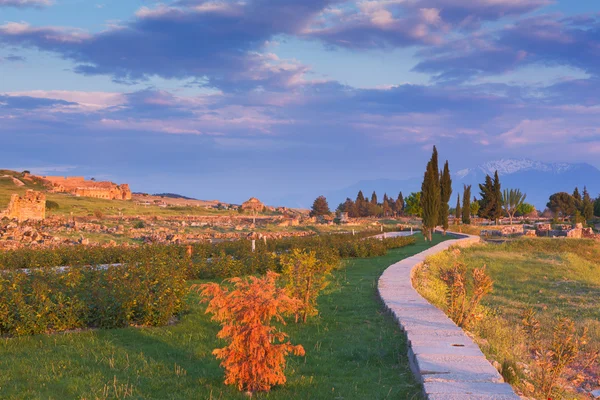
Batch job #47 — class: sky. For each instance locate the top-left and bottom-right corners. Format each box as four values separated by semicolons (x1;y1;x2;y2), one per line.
1;0;600;205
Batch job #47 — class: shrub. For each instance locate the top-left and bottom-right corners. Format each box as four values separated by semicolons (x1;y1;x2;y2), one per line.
522;309;595;398
196;272;305;393
0;250;187;336
45;200;60;210
281;249;332;323
133;220;145;229
94;210;104;219
440;263;493;329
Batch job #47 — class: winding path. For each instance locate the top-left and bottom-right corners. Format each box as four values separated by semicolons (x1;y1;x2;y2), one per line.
378;232;520;400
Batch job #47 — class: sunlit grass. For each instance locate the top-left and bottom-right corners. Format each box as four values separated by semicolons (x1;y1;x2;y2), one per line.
0;234;449;399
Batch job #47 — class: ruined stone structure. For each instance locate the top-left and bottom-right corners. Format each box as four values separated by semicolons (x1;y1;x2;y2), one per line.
41;176;132;200
0;190;46;222
241;197;265;212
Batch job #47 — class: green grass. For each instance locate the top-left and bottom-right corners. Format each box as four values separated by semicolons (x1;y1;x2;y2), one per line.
413;238;600;399
0;234;448;399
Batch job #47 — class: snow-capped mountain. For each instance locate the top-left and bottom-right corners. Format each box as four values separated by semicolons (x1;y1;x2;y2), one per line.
278;159;600;210
457;159;582;179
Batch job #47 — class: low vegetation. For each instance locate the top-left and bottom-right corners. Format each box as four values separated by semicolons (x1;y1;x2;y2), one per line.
0;234;448;399
413;238;600;399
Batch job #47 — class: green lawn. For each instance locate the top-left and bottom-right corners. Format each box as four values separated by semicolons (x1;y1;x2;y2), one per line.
0;234;449;399
413;238;600;399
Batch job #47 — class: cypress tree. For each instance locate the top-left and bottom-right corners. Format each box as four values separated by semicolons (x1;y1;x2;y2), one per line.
421;148;441;241
356;190;367;217
455;194;461;224
371;191;378;205
478;175;494;219
573;187;582;211
439;160;452;233
396;192;404;216
462;185;471;224
582;187;594;221
492;171;502;224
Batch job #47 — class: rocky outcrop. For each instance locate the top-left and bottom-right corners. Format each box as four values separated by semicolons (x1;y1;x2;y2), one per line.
0;190;46;222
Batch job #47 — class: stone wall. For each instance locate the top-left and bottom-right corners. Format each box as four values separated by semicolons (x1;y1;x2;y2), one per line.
41;176;132;200
0;190;46;222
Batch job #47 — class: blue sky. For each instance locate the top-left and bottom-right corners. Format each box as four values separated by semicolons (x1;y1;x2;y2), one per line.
1;0;600;205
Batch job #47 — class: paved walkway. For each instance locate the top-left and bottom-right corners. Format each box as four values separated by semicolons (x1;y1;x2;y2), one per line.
378;232;520;399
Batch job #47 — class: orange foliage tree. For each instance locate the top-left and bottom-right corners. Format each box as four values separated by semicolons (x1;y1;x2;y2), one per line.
196;272;305;393
281;249;332;323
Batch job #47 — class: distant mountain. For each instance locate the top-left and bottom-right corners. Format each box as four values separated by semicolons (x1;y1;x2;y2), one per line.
455;159;600;209
132;192;198;200
286;159;600;210
153;193;197;200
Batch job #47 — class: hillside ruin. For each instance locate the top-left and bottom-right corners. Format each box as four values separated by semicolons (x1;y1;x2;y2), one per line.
0;190;46;222
40;176;132;200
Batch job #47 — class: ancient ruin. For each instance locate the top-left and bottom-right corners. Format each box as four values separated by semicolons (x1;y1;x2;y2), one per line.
0;190;46;222
40;176;132;200
241;197;265;212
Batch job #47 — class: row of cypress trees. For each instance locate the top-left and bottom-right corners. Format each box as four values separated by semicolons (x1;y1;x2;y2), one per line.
420;146;452;241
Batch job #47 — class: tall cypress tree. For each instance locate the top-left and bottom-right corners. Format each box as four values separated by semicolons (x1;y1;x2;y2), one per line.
439;160;452;233
396;192;404;216
478;175;494;219
491;171;502;224
462;185;471;224
421;148;441;241
573;187;582;211
455;194;461;224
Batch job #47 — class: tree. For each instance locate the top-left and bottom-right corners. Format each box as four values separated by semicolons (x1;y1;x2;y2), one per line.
516;203;536;216
405;192;422;217
370;191;378;206
582;187;594;221
502;189;527;225
341;198;357;218
572;187;582;211
595;195;600;218
547;192;576;221
395;192;405;216
439;160;452;233
281;249;331;323
382;193;392;217
455;194;461;225
479;172;502;223
356;191;368;217
421;147;441;241
470;198;480;218
310;195;331;217
462;186;471;224
198;272;305;393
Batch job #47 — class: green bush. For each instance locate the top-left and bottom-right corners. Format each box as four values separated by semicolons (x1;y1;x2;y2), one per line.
0;231;416;337
45;200;60;210
0;251;187;336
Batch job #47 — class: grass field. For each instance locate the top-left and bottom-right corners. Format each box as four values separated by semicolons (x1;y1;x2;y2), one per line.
413;238;600;399
0;234;448;399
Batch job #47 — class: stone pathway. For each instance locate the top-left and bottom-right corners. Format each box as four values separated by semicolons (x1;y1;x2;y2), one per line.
378;232;520;399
